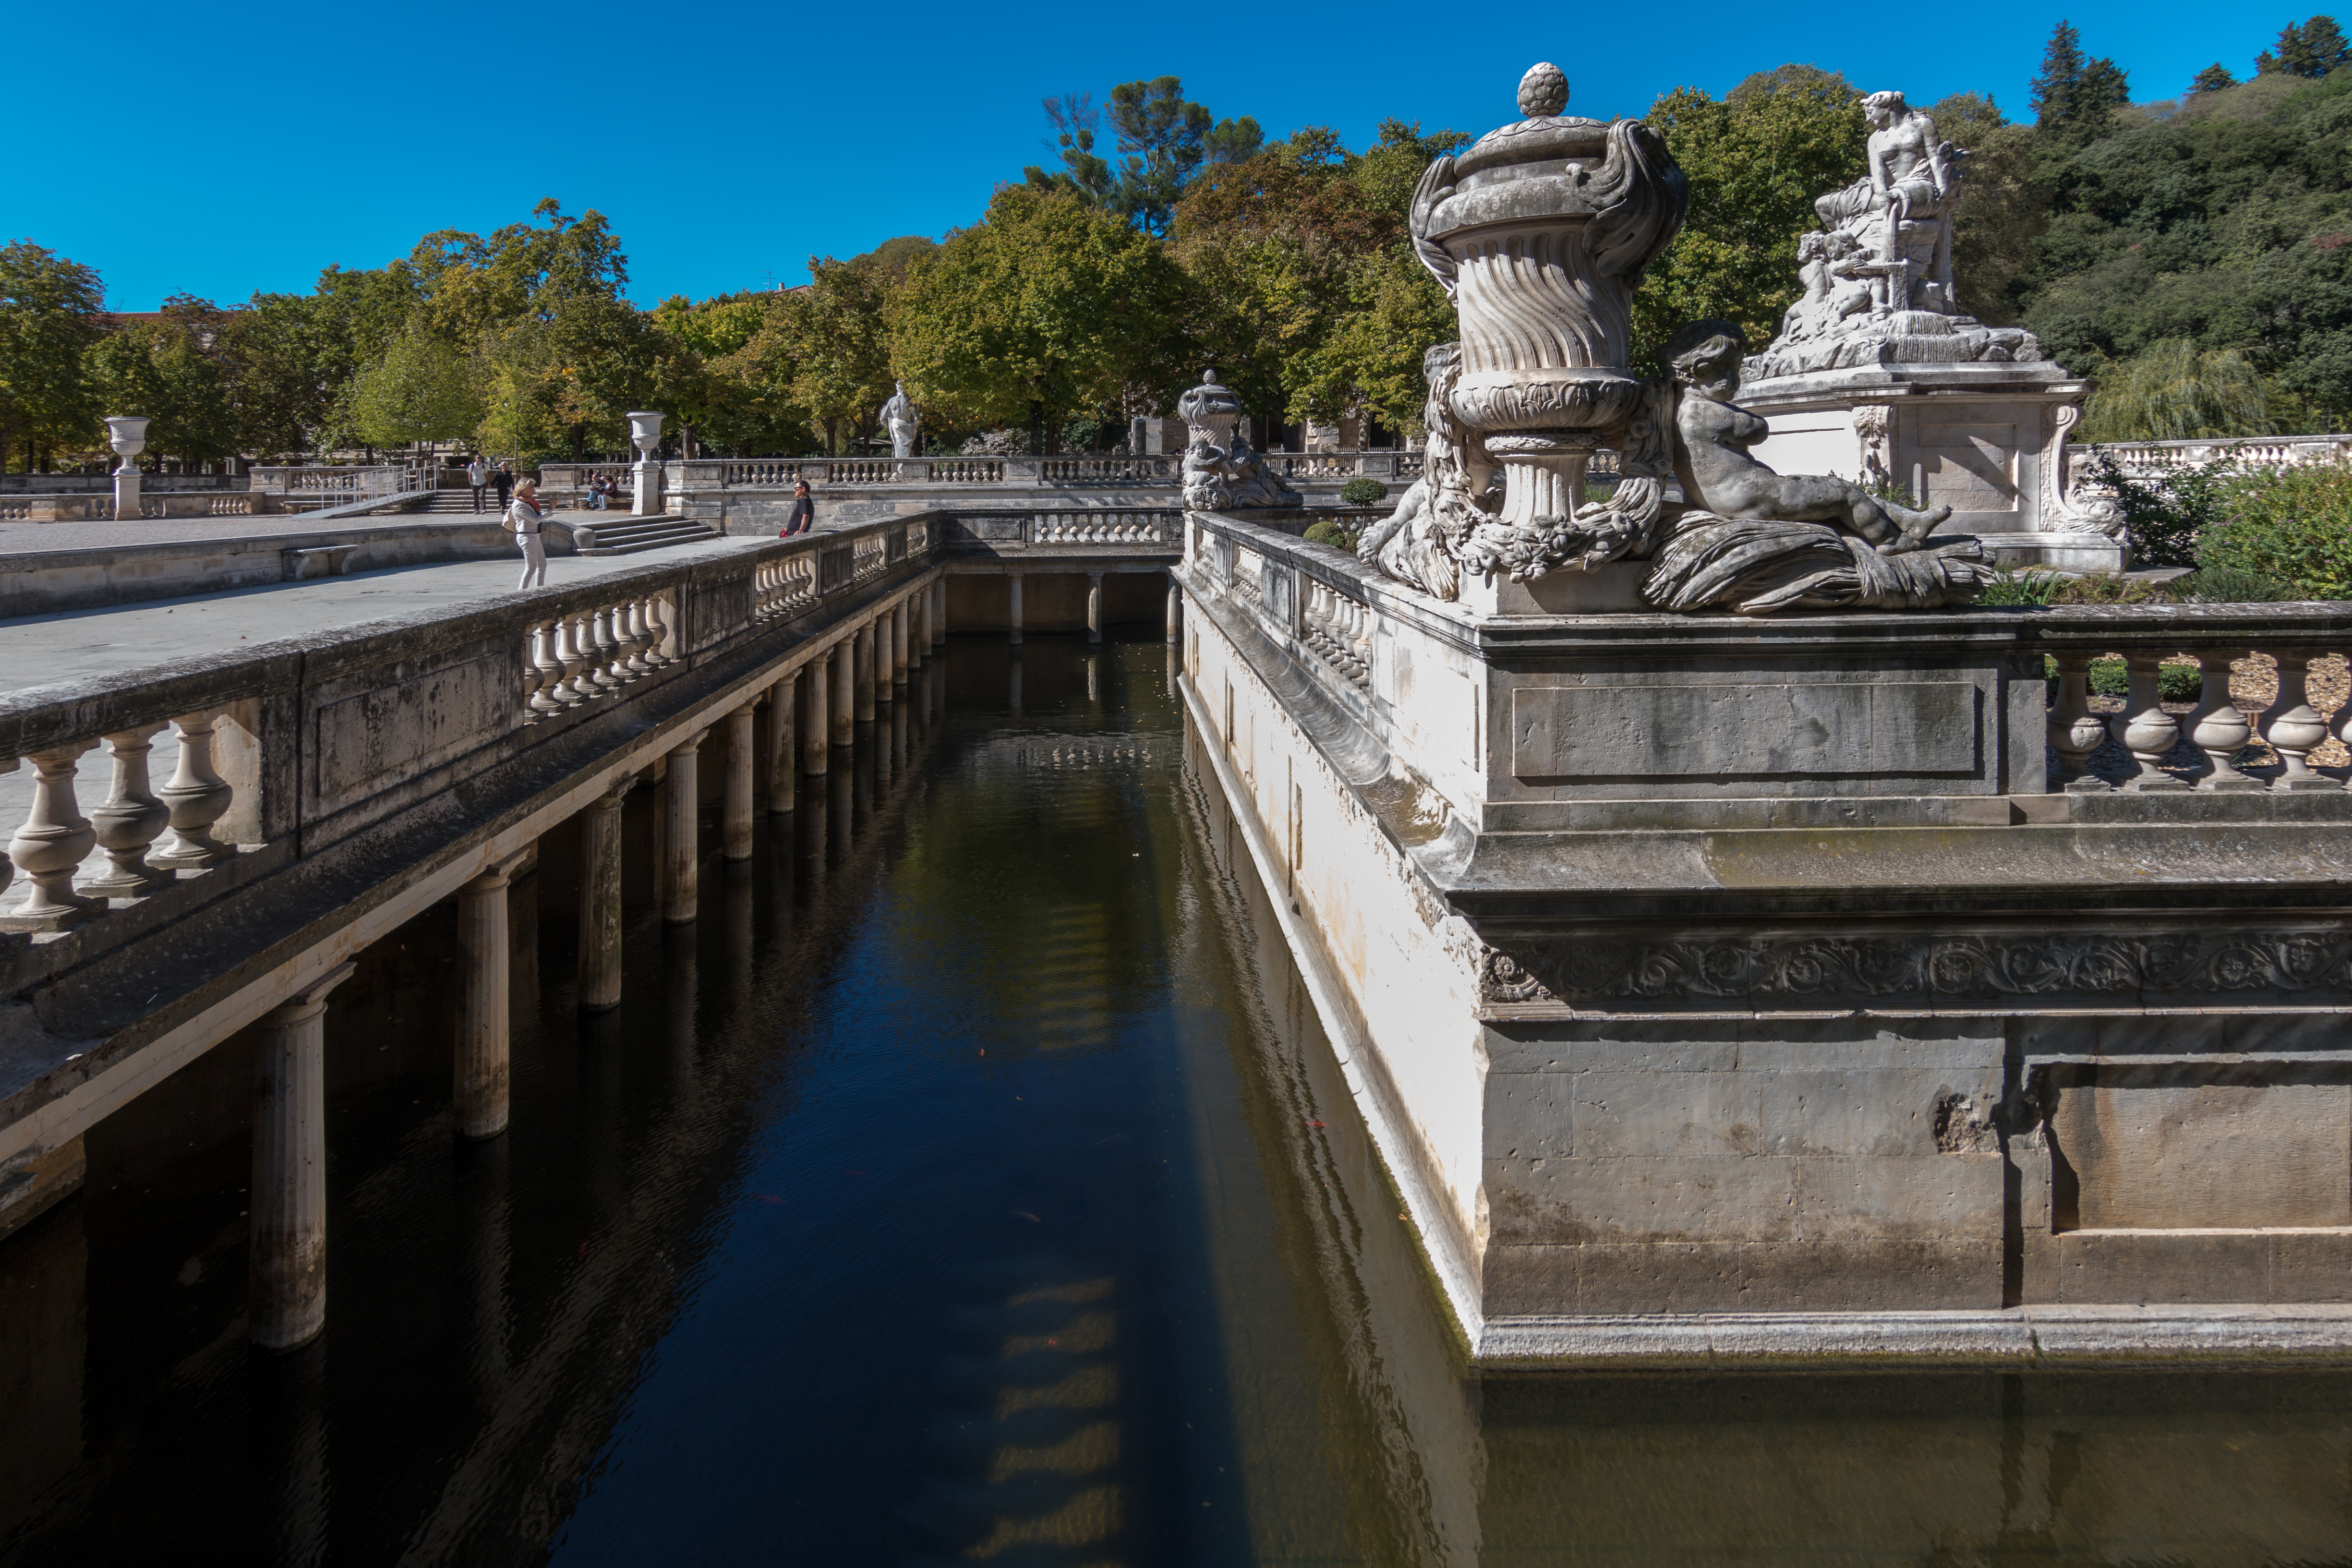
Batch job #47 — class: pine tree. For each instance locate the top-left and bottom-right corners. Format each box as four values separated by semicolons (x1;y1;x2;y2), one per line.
2190;62;2237;93
2259;16;2352;77
2029;20;2086;126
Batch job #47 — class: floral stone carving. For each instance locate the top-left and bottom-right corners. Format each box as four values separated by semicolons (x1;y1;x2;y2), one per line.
1178;371;1300;511
1747;91;2040;381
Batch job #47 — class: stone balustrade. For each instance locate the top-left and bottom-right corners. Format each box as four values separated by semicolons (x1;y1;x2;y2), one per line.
2091;433;2352;478
2044;634;2352;793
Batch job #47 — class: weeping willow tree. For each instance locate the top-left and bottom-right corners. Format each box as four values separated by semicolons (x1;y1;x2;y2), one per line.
2081;338;2304;440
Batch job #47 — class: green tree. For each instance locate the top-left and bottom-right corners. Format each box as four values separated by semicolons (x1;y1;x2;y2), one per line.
2192;63;2239;94
0;240;107;470
1929;93;2043;322
891;185;1183;452
2197;458;2352;595
348;329;484;450
2031;21;2131;142
2081;338;2303;439
2259;15;2352;77
1634;66;1869;371
84;303;237;468
1024;77;1262;235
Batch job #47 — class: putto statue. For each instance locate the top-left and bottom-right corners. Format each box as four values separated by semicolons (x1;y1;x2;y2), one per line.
1177;371;1300;511
880;382;920;459
1747;89;2039;379
1645;322;1993;612
1350;65;1996;615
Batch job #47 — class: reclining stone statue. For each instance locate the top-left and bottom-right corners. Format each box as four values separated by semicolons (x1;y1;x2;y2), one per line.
1644;321;1994;613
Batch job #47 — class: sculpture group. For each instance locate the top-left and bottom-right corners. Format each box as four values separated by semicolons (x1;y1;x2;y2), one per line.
1357;65;2008;615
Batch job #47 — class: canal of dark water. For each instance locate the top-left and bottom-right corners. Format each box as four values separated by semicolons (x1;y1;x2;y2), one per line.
3;632;2351;1566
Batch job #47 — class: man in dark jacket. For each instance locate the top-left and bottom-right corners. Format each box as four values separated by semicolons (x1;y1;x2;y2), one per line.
781;481;815;537
492;461;515;513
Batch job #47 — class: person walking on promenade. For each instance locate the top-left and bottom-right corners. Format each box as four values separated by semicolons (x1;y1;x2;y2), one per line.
781;480;815;537
507;478;548;591
467;453;489;513
492;460;515;515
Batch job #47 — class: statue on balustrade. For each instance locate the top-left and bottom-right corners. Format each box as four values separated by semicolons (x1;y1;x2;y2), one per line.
880;383;920;459
1177;371;1301;511
1745;90;2040;380
1346;64;1994;615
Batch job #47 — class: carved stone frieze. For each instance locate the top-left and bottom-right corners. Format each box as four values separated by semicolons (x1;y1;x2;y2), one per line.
1480;931;2352;1010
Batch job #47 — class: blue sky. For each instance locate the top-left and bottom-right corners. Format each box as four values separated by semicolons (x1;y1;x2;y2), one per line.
10;0;2293;311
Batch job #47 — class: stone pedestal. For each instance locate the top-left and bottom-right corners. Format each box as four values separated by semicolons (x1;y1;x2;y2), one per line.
1732;361;2126;572
112;470;142;522
632;459;664;517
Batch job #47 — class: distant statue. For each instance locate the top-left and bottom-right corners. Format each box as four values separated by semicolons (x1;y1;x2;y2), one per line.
1176;371;1301;511
880;382;919;459
1747;88;2041;379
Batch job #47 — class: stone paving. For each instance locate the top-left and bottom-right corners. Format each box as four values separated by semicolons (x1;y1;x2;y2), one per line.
0;507;608;557
0;533;766;698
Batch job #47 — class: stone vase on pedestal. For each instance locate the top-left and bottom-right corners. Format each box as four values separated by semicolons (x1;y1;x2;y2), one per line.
627;411;665;517
105;416;150;522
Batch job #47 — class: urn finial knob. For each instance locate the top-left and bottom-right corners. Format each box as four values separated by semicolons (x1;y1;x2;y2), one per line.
1518;62;1568;119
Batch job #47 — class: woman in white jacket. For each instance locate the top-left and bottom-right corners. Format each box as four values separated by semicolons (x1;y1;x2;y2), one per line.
507;478;548;590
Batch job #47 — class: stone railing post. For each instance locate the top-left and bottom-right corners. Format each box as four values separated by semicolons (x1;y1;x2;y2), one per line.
2187;651;2261;791
84;724;175;897
3;742;101;931
152;715;235;870
2263;652;2334;789
2111;652;2188;790
2046;653;2105;788
250;961;357;1351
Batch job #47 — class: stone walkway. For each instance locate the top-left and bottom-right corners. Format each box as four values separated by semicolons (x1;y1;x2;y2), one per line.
0;507;610;557
0;534;766;697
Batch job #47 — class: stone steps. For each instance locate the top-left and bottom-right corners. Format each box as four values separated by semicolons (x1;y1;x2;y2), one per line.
567;515;719;555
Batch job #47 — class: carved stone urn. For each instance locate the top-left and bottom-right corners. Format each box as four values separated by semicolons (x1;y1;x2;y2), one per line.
627;410;666;516
1410;63;1687;534
105;415;151;520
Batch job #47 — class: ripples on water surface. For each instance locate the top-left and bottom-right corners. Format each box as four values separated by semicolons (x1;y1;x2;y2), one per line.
2;633;2349;1566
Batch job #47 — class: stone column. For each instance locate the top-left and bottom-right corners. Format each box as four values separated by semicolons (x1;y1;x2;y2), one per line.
722;701;756;861
911;586;929;667
628;411;666;516
855;622;878;722
1087;571;1104;646
802;657;831;774
874;614;894;709
767;673;797;813
250;961;357;1351
931;578;947;646
1008;574;1024;647
830;639;855;746
892;599;910;686
456;861;518;1140
578;779;629;1011
663;736;700;924
1166;576;1182;643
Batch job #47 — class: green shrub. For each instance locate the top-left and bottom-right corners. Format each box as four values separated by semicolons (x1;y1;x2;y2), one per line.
2196;458;2352;599
1976;569;2067;605
2169;565;2303;603
1303;519;1358;551
2051;656;2201;700
1339;476;1390;508
2085;449;2238;569
2051;572;2165;605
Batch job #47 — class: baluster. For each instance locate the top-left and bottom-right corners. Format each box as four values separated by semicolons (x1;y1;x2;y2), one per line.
3;742;101;929
2336;649;2352;787
527;622;564;712
2109;651;2188;790
84;724;174;895
585;606;621;691
2264;650;2333;789
2186;650;2261;790
647;596;675;666
152;715;236;869
623;599;655;674
610;600;644;680
2047;652;2107;788
551;616;590;704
